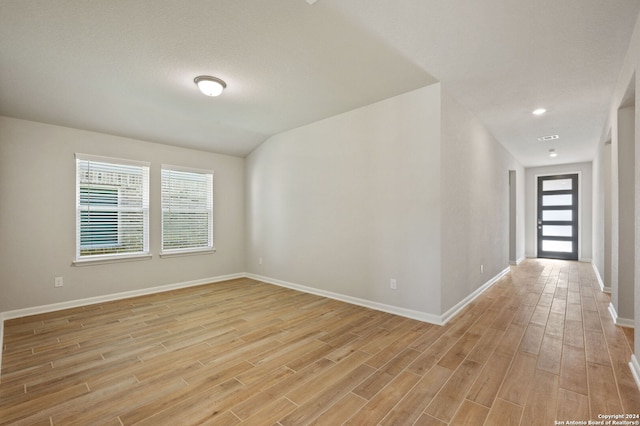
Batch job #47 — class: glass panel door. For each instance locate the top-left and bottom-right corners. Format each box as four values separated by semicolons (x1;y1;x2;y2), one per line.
537;174;578;260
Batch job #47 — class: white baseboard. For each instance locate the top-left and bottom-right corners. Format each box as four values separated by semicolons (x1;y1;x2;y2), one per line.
1;273;244;321
0;272;244;379
630;355;640;391
0;267;512;379
248;266;510;328
245;273;445;325
608;303;617;323
509;256;526;266
608;303;635;328
440;267;510;325
591;263;611;293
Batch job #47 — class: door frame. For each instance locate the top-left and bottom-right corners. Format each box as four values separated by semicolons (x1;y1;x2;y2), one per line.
509;170;518;264
534;171;582;260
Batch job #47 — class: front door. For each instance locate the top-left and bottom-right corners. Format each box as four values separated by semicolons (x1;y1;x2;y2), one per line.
537;174;579;260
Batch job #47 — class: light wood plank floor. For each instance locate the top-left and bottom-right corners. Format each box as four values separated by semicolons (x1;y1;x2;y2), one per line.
1;259;639;425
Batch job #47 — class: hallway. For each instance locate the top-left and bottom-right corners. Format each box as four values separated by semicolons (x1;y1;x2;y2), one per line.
479;258;639;422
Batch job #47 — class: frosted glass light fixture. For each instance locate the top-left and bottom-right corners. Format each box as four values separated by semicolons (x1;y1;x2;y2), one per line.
532;108;547;115
194;76;226;96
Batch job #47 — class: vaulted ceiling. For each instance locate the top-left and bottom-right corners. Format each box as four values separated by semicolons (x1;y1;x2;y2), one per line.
1;0;639;166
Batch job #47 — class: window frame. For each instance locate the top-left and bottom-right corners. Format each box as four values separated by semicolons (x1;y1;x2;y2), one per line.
74;153;151;265
160;164;215;257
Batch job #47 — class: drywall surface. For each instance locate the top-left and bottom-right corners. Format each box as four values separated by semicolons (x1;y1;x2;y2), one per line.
245;85;443;315
440;87;525;313
0;116;245;312
594;10;640;359
616;107;636;321
591;141;611;289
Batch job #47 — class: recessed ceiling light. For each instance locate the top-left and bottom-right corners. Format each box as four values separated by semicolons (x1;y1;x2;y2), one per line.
549;149;558;158
532;108;547;115
194;76;226;97
537;134;559;141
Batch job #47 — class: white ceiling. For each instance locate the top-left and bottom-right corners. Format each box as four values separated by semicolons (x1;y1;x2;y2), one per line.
1;0;639;166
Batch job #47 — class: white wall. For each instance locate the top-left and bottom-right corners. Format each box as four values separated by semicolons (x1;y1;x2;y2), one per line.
246;85;443;316
595;9;640;378
524;162;593;261
617;106;636;322
604;143;612;290
612;11;640;359
440;87;525;313
592;141;612;291
0;117;245;312
245;83;527;319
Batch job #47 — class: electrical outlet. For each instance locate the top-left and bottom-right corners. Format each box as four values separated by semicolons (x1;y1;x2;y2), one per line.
480;264;484;274
54;276;64;287
390;278;397;290
259;257;263;265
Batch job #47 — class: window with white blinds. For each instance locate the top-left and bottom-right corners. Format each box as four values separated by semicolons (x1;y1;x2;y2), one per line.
161;166;214;254
75;154;150;261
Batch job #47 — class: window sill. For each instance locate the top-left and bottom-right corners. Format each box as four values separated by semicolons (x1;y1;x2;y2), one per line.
73;253;152;266
160;248;216;258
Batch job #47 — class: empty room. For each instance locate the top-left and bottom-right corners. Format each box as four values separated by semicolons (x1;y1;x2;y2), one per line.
1;0;640;424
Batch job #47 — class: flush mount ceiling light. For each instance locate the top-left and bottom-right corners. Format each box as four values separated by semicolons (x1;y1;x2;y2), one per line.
549;149;558;158
537;134;559;142
194;75;226;97
532;108;547;115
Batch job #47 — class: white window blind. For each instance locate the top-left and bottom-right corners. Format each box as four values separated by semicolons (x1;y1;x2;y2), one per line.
76;154;150;261
161;166;213;253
